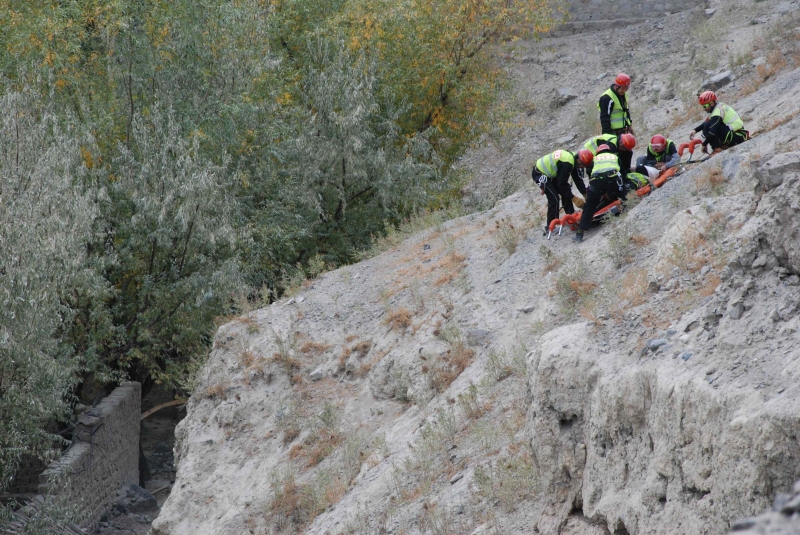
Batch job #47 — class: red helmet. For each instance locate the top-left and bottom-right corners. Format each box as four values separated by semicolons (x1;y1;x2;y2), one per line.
698;91;717;106
620;133;636;150
650;134;667;152
596;144;611;153
577;149;593;165
615;73;631;88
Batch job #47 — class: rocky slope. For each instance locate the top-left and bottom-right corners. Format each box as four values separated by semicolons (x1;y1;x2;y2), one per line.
152;2;800;534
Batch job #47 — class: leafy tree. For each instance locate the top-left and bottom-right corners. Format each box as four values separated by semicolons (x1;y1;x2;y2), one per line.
0;87;105;489
95;106;243;391
249;42;440;272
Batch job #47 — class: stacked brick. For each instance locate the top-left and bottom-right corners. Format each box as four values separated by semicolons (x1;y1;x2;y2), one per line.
557;0;704;34
5;456;47;495
10;382;142;533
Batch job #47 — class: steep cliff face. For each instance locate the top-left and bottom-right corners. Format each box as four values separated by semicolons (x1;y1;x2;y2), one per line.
153;4;800;534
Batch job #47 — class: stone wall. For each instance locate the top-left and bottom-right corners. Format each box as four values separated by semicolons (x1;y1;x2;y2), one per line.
36;382;141;532
557;0;705;34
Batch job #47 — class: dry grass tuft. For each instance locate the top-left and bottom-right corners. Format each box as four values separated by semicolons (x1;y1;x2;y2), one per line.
385;307;413;331
620;269;650;307
238;350;256;368
693;166;725;195
203;382;228;400
351;340;372;356
433;251;467;286
494;218;527;255
299;341;332;355
539;245;561;274
756;48;787;81
430;342;475;393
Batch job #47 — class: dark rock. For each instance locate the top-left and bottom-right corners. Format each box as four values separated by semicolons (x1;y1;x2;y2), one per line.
730;518;756;531
648;339;668;350
681;351;693;361
700;71;734;92
550;88;579;109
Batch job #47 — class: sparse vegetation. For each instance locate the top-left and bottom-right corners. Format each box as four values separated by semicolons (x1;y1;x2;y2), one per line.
386;307;414;332
553;254;597;315
473;442;538;512
693;166;726;196
494;218;527;255
430;342;476;393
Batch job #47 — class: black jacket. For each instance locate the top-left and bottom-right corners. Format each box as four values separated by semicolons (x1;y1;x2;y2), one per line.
555;161;586;195
598;88;631;134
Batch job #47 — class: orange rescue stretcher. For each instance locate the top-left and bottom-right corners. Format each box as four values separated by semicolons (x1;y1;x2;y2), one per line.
546;139;704;238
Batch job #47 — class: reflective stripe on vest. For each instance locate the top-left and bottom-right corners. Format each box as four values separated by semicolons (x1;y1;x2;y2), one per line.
535;150;575;179
711;103;743;131
598;88;631;130
647;139;675;162
591;152;620;178
582;134;618;155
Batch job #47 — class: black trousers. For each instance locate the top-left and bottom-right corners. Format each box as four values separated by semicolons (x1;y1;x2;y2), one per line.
579;174;623;231
704;125;749;150
535;174;575;227
618;150;632;180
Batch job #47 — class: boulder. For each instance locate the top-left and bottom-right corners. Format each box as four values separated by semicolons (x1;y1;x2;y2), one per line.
700;71;734;92
755;151;800;191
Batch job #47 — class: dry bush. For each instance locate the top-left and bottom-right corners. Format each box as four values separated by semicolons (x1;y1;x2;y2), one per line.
664;227;713;274
699;273;722;297
351;340;372;356
472;442;538;513
238;350;257;368
539;245;561;274
553;255;596;315
457;383;490;420
494;217;527;255
266;469;346;532
293;432;344;468
693;166;725;195
203;381;228;400
234;315;260;333
756;48;787;81
631;234;649;247
434;250;467;286
430;342;475;393
385;307;413;331
345;334;358;343
619;269;650;307
736;78;760;98
299;341;332;355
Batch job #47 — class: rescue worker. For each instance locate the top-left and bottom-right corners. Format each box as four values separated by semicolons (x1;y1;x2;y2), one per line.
532;149;593;233
636;134;679;172
690;91;749;155
580;133;635;179
573;145;623;243
598;73;635;178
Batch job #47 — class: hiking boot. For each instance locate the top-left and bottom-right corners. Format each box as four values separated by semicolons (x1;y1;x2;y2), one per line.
573;231;584;243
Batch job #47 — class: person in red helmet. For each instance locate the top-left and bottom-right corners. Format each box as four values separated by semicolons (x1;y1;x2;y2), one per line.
636;134;679;172
690;91;748;155
617;132;636;182
573;144;623;243
532;149;591;234
598;73;634;137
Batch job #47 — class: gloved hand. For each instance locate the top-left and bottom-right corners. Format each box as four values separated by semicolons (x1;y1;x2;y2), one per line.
572;195;585;208
689;130;696;140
